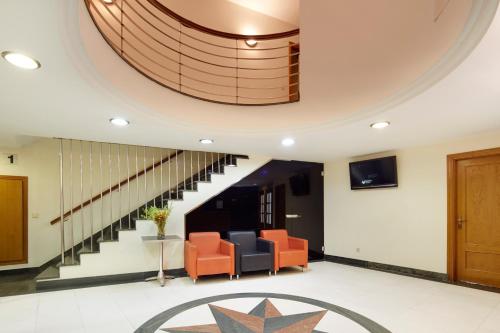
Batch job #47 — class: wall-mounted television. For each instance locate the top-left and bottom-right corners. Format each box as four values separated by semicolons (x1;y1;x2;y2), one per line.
349;156;398;190
289;173;310;196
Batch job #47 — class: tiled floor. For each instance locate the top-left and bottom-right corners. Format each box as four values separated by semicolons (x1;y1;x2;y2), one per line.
0;261;499;333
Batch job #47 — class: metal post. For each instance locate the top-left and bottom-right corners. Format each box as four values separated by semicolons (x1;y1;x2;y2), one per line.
183;150;186;190
144;146;147;209
59;139;65;265
80;141;84;248
176;149;179;199
190;151;193;189
127;146;131;228
100;143;104;240
204;151;207;180
152;149;156;205
109;143;113;240
89;142;94;252
160;149;163;206
136;146;139;218
69;140;74;262
168;149;171;200
211;152;214;174
118;145;122;230
197;151;200;182
217;152;220;173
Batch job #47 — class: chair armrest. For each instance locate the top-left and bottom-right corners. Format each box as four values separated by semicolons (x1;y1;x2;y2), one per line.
184;241;198;279
220;240;235;275
256;238;273;253
229;241;241;275
288;236;308;251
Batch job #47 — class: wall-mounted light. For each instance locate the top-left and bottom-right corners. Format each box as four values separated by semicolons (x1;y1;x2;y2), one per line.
245;39;258;47
1;51;41;70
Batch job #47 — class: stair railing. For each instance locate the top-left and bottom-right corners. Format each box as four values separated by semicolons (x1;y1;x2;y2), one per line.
54;138;236;265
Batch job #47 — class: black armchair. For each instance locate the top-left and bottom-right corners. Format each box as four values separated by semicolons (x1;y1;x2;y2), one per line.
227;231;274;278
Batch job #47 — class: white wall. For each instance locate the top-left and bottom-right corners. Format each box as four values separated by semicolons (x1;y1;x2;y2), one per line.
324;130;500;274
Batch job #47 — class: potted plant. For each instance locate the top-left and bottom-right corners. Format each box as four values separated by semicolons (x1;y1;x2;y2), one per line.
142;204;172;239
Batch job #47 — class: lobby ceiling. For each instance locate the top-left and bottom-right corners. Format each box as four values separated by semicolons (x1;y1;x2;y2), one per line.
0;0;499;161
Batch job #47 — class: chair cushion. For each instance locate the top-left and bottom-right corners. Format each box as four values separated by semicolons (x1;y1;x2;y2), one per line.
241;251;272;272
228;231;257;253
279;249;307;268
261;229;289;250
189;232;220;255
197;254;231;276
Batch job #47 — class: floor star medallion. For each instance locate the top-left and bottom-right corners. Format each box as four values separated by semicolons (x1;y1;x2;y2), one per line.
162;299;327;333
135;292;391;333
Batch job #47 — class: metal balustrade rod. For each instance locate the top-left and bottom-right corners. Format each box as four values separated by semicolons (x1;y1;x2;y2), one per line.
89;142;94;252
152;149;156;205
118;144;122;230
100;143;104;240
69;140;74;262
183;150;186;190
197;151;200;182
204;151;207;180
190;151;193;190
109;143;113;241
59;139;65;265
144;146;147;209
136;146;139;217
211;152;214;174
160;149;164;206
217;152;220;173
176;149;179;199
168;149;171;200
80;141;84;248
127;146;131;228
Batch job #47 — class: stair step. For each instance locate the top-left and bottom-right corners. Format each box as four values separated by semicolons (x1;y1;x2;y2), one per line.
35;265;60;281
97;238;118;243
115;227;136;231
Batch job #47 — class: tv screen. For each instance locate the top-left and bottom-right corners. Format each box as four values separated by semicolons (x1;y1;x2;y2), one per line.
289;173;310;196
349;156;398;190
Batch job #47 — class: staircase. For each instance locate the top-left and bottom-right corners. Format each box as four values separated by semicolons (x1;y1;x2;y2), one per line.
36;149;270;289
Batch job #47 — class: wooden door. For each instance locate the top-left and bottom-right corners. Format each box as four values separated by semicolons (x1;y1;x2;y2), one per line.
274;184;286;230
0;176;28;265
456;155;500;287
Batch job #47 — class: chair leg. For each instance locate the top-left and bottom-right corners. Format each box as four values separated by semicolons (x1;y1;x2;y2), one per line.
274;270;277;276
236;274;240;280
193;279;197;284
230;275;233;281
268;271;272;277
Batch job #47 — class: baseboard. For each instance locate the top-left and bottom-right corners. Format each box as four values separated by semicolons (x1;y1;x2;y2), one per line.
36;268;187;292
324;255;448;283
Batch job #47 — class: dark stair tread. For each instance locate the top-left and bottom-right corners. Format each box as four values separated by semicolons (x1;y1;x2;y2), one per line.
35;265;60;281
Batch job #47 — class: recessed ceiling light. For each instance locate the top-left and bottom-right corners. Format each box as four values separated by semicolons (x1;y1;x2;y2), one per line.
199;138;214;144
1;51;41;70
109;118;129;127
370;121;390;129
245;39;258;47
281;138;295;147
102;0;114;4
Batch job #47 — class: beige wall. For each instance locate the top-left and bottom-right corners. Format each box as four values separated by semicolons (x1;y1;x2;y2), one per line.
324;130;500;274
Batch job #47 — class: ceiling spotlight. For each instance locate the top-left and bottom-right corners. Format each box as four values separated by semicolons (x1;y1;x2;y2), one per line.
1;51;41;70
281;138;295;147
199;138;214;144
370;121;390;129
245;39;258;47
102;0;114;3
109;118;129;127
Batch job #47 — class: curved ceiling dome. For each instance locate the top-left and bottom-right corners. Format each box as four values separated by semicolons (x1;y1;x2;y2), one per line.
79;0;493;133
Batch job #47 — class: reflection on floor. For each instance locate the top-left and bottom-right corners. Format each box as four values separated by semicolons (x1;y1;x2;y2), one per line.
0;262;499;333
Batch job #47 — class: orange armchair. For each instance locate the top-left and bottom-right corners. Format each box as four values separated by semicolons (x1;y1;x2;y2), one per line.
184;232;235;283
260;229;308;274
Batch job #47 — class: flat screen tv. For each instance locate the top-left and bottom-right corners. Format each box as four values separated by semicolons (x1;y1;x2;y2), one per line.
349;156;398;190
289;173;310;196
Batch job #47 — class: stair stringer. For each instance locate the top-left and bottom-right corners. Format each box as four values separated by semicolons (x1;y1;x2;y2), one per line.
58;155;271;279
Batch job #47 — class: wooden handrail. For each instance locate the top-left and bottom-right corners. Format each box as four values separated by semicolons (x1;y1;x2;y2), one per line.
146;0;299;41
50;150;184;225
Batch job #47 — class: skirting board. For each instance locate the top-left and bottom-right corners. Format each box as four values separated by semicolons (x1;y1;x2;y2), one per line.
36;268;187;292
324;255;448;283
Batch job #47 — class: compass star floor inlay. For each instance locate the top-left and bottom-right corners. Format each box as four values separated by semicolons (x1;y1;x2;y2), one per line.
162;299;327;333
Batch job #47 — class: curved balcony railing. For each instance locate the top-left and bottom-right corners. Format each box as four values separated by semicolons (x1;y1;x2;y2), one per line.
85;0;300;105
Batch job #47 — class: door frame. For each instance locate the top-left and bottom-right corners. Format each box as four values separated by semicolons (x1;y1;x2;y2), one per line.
447;147;500;282
0;175;28;266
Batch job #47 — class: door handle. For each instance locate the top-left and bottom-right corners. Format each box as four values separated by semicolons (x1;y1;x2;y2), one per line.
286;214;301;219
457;218;465;229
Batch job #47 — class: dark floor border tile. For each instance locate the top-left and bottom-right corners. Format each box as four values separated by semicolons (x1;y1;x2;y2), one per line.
36;269;187;292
